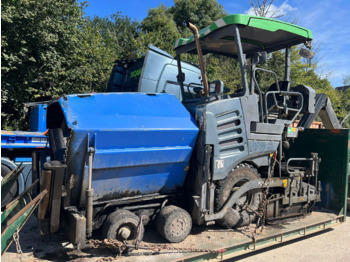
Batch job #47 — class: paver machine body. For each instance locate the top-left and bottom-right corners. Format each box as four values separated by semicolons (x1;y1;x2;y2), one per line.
38;15;339;246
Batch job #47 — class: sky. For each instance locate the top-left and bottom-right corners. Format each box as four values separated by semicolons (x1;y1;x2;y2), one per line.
82;0;350;88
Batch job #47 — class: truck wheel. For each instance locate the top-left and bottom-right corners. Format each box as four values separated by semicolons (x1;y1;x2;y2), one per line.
1;164;18;208
156;205;192;243
215;164;262;228
101;209;144;244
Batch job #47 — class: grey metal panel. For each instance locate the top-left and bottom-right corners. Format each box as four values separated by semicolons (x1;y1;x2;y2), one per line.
247;140;279;159
248;133;282;141
148;44;174;59
251;122;284;135
319;98;342;129
239;94;259;139
204;98;248;181
298;93;327;128
138;49;202;101
240;94;283;141
290;85;316;114
204;96;282;181
274;119;293;125
246;155;269;167
298;93;341;129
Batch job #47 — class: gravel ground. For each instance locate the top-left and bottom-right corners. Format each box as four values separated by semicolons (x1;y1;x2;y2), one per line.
3;210;349;262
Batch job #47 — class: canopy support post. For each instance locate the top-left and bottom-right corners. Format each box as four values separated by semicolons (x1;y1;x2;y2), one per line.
233;25;249;96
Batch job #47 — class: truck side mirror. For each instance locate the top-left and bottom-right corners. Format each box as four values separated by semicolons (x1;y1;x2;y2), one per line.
209;80;224;95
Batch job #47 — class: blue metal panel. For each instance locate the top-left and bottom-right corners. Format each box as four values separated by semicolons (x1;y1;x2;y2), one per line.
53;93;199;206
14;157;32;162
1;131;48;149
30;104;47;132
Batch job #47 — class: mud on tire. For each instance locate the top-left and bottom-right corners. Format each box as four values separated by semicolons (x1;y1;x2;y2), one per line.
156;205;192;243
101;209;144;244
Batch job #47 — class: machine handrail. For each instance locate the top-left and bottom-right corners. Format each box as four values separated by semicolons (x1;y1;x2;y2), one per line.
264;91;304;123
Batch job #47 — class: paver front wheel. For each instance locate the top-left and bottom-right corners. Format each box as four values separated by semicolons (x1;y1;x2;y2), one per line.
101;209;144;244
156;205;192;243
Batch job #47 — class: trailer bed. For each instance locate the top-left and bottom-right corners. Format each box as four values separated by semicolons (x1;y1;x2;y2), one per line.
2;208;344;262
119;208;343;262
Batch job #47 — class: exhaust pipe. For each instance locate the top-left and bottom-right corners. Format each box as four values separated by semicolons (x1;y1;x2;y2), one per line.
187;22;209;97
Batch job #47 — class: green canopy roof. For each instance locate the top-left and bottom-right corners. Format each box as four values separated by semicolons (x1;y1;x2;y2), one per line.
174;14;313;57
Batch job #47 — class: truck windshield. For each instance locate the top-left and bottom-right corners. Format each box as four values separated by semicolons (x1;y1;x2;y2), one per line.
107;58;145;92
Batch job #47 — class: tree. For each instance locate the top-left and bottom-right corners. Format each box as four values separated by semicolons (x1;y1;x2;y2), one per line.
140;4;180;56
205;55;241;94
67;17;116;94
343;74;350;86
1;0;87;130
337;75;350;127
247;0;291;19
170;0;226;30
1;1;142;130
109;13;142;60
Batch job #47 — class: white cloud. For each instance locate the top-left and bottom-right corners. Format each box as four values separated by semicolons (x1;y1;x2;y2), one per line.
245;1;297;18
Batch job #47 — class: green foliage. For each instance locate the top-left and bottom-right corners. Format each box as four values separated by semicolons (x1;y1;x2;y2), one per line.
2;0;87;130
205;55;241;94
109;13;142;59
1;1;141;130
171;0;226;30
340;89;350;128
1;0;348;130
337;75;350;127
343;74;350;86
140;5;180;56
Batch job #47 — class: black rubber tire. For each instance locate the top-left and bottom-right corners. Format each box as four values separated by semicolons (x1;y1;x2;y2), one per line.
215;164;262;228
101;209;144;244
1;164;18;208
156;205;192;243
134;209;154;226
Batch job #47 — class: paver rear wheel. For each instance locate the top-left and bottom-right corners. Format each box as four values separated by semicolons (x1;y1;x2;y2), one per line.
156;205;192;243
215;164;262;228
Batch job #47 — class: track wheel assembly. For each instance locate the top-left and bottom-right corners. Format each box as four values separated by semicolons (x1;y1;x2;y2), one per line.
156;205;192;243
101;209;144;243
215;164;262;228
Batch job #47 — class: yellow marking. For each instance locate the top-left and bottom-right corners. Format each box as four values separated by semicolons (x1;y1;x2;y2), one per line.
292;128;297;132
282;179;288;187
300;197;304;201
270;153;273;157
